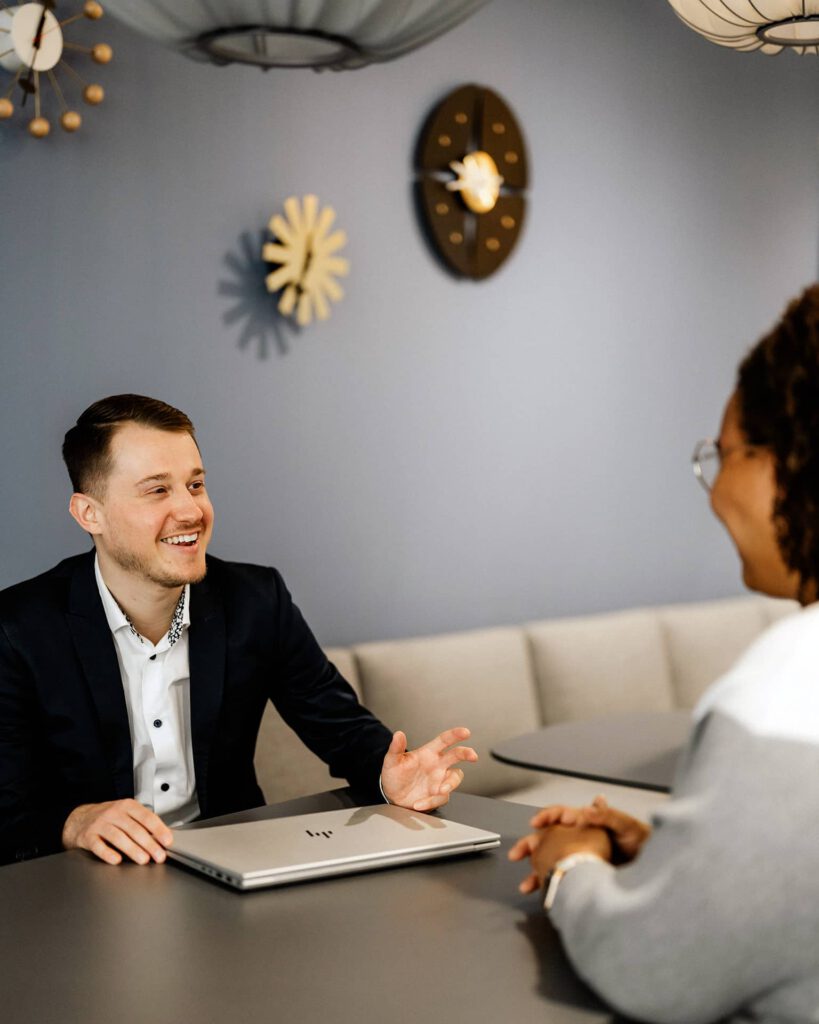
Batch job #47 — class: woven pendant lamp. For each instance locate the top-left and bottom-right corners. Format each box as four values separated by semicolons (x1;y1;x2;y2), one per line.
668;1;819;54
102;0;489;69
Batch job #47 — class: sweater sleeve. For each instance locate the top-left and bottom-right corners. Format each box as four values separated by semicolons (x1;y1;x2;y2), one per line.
548;711;819;1024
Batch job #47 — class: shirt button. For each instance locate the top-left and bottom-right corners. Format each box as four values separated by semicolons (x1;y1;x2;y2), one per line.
149;655;156;661
160;783;170;792
153;719;162;729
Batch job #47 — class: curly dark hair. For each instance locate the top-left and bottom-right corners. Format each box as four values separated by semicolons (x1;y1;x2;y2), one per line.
737;285;819;598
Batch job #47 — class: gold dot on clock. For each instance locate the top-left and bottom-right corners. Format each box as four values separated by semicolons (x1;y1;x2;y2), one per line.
438;134;451;147
435;202;449;215
29;117;50;138
0;97;13;120
92;43;113;65
449;231;463;245
454;112;468;124
504;151;518;164
492;122;506;134
485;238;500;252
83;84;105;105
84;0;104;18
501;215;516;229
61;110;82;132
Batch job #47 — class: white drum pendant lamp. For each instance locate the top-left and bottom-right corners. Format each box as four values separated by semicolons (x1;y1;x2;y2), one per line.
668;1;819;54
102;0;490;69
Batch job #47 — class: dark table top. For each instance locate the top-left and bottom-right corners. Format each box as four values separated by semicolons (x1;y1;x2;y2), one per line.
0;789;616;1024
491;710;692;792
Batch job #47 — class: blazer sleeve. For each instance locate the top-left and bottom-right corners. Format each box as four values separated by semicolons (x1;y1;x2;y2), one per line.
267;569;393;795
0;621;77;865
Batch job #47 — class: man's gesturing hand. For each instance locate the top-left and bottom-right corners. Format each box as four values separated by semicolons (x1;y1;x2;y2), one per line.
62;799;174;865
380;727;478;812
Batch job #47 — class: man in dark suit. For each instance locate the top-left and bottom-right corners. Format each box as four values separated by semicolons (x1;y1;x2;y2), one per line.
0;395;476;866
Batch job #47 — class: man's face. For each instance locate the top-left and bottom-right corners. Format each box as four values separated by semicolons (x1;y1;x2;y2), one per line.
92;422;214;588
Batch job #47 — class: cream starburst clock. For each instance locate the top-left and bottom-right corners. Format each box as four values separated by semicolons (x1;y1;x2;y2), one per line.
262;195;350;328
0;1;112;138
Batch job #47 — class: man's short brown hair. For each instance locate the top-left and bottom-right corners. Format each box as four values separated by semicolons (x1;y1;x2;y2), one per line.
62;394;196;497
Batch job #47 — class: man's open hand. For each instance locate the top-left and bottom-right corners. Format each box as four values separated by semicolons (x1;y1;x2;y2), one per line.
62;799;173;865
380;726;478;811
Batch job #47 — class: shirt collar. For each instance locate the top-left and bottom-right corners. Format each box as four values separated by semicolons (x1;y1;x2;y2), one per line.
94;554;191;643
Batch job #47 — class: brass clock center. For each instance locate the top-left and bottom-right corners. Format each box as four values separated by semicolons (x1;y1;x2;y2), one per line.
447;151;503;215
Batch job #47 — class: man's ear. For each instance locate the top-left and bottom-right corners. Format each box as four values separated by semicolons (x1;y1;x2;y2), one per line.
69;493;104;536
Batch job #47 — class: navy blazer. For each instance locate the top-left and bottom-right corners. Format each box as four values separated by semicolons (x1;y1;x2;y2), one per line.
0;552;392;864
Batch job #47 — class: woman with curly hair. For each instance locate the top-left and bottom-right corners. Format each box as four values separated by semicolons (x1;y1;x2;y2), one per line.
510;285;819;1023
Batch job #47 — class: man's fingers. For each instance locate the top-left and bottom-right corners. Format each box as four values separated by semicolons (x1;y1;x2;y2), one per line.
99;823;154;865
439;767;464;795
126;800;173;847
82;803;171;865
412;794;449;812
384;730;407;762
427;726;471;753
440;746;478;769
88;837;122;865
116;817;169;863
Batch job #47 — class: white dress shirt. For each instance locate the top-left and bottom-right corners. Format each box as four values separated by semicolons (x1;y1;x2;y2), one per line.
94;557;200;826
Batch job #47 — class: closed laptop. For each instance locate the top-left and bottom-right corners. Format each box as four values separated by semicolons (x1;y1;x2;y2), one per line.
168;804;501;890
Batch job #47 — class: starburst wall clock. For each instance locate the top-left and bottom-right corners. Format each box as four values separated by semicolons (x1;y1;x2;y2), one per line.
0;1;112;138
262;195;350;328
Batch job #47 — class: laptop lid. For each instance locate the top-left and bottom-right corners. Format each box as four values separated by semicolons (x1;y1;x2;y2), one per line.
167;804;501;890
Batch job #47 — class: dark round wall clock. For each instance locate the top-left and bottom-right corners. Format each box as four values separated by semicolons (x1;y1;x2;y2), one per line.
415;84;528;280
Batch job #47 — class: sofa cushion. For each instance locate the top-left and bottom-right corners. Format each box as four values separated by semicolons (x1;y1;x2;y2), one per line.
353;627;542;797
253;647;362;804
658;598;769;709
527;609;676;723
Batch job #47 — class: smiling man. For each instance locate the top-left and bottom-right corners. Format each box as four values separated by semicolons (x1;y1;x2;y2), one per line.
0;395;476;866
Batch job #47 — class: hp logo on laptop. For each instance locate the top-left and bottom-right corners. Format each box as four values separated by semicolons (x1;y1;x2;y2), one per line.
305;829;334;839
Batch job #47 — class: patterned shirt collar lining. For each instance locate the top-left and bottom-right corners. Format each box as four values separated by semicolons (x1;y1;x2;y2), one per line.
94;554;191;648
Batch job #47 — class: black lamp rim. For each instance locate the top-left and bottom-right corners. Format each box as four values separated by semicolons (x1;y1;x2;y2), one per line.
196;25;362;68
757;15;819;46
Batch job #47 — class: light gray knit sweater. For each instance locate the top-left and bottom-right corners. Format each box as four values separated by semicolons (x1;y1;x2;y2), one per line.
549;603;819;1024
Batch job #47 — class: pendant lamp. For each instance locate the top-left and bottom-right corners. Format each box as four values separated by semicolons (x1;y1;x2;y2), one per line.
102;0;490;69
668;1;819;54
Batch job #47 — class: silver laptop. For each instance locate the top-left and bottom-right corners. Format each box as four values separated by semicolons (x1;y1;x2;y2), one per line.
167;804;501;890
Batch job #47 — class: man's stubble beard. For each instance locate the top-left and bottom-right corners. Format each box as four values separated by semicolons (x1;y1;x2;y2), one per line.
107;541;208;589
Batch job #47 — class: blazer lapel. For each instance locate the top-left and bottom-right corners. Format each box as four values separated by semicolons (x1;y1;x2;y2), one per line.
67;553;134;799
188;571;226;815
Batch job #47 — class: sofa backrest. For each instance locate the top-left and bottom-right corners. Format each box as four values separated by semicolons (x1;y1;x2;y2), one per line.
254;595;797;803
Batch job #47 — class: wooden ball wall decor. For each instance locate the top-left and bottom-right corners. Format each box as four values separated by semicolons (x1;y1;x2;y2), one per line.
415;84;528;280
0;2;112;139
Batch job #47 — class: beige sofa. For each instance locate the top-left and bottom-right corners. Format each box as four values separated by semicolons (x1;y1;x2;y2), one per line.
254;595;797;820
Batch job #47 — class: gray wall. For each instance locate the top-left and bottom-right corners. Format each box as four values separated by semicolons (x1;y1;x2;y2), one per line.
2;0;818;645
